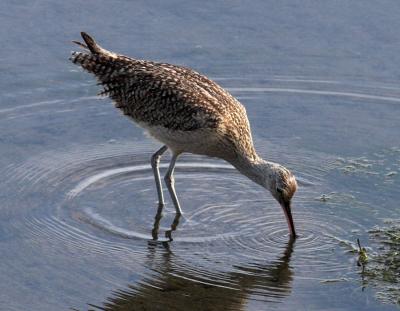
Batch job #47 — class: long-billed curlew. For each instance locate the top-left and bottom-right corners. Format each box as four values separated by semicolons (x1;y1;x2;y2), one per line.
71;32;298;237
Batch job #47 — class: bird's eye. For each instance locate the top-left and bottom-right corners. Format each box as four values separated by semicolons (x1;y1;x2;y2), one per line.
276;188;283;194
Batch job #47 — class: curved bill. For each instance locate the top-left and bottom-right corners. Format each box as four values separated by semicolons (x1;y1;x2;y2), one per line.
281;201;297;238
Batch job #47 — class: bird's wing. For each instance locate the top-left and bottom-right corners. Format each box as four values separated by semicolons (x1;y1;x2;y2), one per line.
70;33;249;134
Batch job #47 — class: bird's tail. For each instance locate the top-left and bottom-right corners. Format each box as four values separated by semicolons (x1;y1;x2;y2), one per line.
72;32;111;55
70;32;122;78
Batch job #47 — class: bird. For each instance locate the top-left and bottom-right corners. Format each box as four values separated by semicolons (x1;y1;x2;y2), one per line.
70;32;298;237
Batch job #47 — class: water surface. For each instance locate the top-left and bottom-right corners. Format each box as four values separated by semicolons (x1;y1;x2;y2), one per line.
0;1;399;310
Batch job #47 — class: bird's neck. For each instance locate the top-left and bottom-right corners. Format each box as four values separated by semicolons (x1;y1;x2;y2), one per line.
229;154;276;191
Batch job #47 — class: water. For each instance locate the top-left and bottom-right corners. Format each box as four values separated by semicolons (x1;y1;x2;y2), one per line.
1;1;399;310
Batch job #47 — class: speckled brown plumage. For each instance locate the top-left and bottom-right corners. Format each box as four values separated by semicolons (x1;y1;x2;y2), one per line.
70;32;298;237
70;33;257;161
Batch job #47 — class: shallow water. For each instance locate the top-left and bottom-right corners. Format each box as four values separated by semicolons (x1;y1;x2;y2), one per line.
1;1;399;310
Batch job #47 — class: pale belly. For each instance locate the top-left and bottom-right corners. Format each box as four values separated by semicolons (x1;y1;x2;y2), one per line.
137;121;230;158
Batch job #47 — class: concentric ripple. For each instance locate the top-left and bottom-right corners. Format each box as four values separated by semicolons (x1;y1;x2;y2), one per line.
3;139;366;287
2;75;399;309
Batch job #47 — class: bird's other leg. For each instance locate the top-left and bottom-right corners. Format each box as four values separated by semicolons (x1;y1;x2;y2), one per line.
165;213;181;241
164;153;183;215
151;145;168;207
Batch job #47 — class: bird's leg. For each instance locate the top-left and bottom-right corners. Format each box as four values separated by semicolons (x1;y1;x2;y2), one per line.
151;145;168;207
151;204;164;240
164;154;183;215
165;213;181;241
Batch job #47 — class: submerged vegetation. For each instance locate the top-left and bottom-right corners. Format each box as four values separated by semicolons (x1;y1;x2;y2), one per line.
357;239;368;266
334;147;399;180
363;222;400;305
333;224;400;305
330;147;399;305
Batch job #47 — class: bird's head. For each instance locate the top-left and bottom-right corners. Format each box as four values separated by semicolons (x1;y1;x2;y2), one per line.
268;165;298;238
231;157;298;238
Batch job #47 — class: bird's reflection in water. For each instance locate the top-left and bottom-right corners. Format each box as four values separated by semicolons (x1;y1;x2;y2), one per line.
88;207;295;311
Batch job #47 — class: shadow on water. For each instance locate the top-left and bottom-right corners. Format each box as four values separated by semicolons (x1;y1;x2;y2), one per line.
86;208;295;311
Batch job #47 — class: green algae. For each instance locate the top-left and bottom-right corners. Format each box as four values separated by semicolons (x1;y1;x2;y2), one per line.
362;223;400;305
334;147;399;181
357;238;368;266
320;277;350;284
